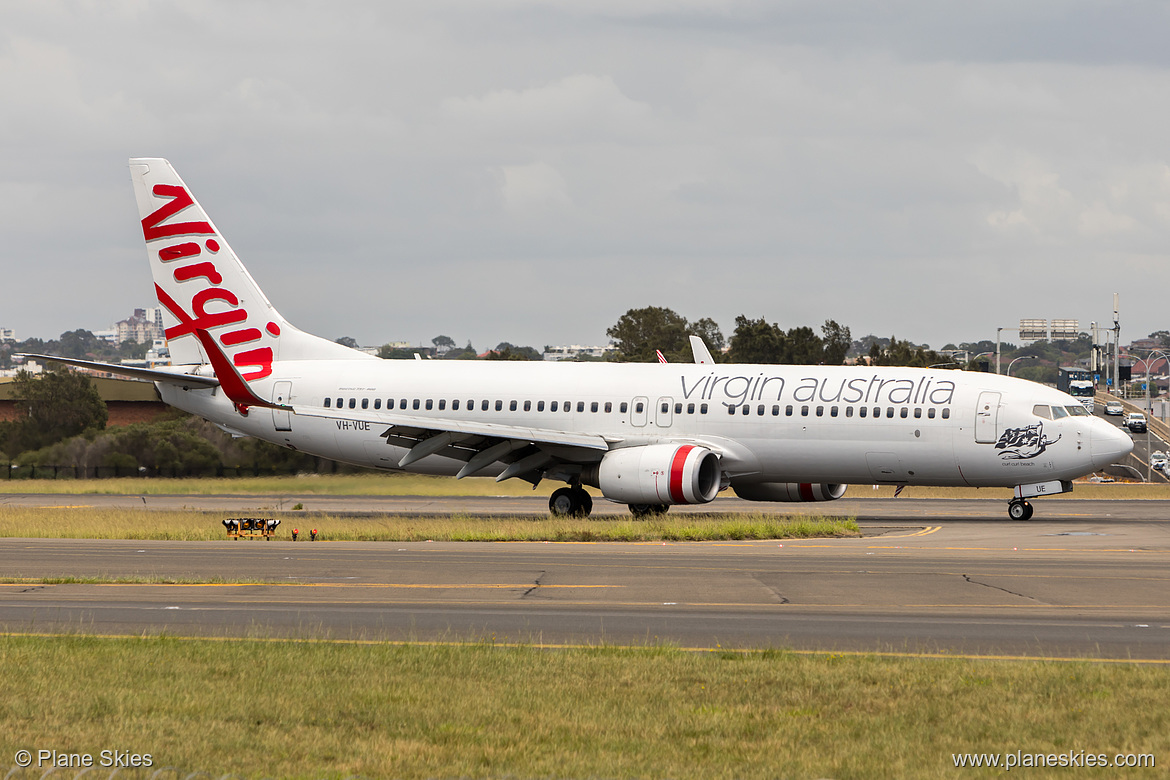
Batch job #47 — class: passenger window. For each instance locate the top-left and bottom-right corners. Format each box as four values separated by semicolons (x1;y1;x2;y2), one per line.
324;398;332;408
927;408;935;419
482;400;489;411
538;401;545;412
859;406;867;418
336;398;343;408
688;403;696;414
592;402;600;413
816;406;824;417
662;402;670;414
453;400;460;411
1033;405;1052;420
845;406;853;418
872;407;880;418
635;402;644;413
757;404;765;416
801;406;809;417
438;399;446;411
900;407;908;418
728;405;736;415
605;402;612;413
551;401;559;412
349;398;356;409
426;399;433;410
886;407;894;418
830;406;838;417
509;400;516;411
742;405;750;416
361;398;369;409
399;399;408;410
412;399;420;410
913;407;921;418
574;402;581;412
620;402;629;413
942;408;950;419
494;400;503;411
1051;406;1069;419
786;405;794;416
701;403;708;414
524;400;531;412
374;399;381;410
674;403;682;414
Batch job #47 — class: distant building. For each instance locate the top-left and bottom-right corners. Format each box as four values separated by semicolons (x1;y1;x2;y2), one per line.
543;345;617;361
0;327;14;341
113;307;165;345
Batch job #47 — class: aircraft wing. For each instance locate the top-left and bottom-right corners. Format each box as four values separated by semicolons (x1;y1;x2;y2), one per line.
291;404;615;483
17;354;220;389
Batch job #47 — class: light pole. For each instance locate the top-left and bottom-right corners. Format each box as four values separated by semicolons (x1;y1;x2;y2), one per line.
1131;349;1170;483
1007;355;1037;376
995;327;1020;374
969;351;993;371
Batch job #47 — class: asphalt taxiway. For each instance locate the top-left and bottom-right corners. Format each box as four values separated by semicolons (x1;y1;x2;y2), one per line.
2;496;1169;660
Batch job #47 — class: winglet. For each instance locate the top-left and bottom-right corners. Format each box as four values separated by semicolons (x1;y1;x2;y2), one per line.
690;335;715;364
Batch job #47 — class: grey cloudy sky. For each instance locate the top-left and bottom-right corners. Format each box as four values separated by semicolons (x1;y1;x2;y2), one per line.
4;0;1170;352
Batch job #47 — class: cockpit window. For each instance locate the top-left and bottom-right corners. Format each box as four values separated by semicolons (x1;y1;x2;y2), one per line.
1065;405;1089;416
1051;406;1069;419
1033;405;1052;420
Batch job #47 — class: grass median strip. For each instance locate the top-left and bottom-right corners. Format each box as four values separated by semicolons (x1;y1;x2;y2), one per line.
0;634;1167;779
0;507;858;542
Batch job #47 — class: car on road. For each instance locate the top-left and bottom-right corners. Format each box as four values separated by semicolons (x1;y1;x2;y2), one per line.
1125;412;1148;433
1152;451;1168;472
1105;401;1124;416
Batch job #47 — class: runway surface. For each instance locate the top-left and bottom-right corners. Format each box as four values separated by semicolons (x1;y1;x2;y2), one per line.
2;496;1169;660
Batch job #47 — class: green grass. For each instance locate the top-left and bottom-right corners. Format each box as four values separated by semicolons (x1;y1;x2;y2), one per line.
0;507;858;542
1;472;1167;499
0;635;1165;779
0;472;552;496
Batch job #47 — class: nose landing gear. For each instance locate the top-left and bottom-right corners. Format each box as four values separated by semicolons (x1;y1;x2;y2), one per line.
1007;499;1034;521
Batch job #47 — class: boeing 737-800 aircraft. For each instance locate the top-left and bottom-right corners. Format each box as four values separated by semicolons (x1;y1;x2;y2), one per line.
29;159;1133;520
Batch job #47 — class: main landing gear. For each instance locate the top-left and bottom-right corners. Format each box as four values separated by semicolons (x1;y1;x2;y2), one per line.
549;486;593;517
629;503;670;518
1007;499;1034;521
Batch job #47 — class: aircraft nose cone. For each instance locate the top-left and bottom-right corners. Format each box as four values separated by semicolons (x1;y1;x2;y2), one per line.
1091;419;1133;469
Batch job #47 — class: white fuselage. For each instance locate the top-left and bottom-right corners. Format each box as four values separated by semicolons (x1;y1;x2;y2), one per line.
159;360;1132;490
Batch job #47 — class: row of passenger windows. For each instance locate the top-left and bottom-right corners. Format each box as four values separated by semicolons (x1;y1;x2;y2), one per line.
324;397;650;414
322;395;950;421
734;404;950;420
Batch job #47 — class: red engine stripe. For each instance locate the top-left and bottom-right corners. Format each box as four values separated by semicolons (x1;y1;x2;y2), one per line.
799;483;815;502
669;445;694;504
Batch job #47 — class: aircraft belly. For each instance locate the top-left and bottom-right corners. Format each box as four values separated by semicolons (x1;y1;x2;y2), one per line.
744;423;961;485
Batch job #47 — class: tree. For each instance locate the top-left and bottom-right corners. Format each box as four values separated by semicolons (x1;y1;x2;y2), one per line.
487;343;542;361
821;320;851;366
335;336;360;349
606;306;692;362
1;369;108;457
689;318;726;361
727;316;787;363
432;335;456;354
785;326;823;365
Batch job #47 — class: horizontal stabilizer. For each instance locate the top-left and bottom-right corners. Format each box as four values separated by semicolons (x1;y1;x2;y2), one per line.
17;354;219;389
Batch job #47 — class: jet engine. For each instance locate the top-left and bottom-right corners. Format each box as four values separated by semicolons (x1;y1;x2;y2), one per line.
732;482;847;502
595;444;721;505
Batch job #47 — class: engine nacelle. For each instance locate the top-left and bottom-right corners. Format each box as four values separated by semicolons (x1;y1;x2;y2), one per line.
597;444;721;505
732;482;847;502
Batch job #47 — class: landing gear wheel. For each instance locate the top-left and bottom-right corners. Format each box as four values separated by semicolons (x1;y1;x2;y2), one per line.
549;487;593;517
1007;499;1033;521
629;503;670;518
